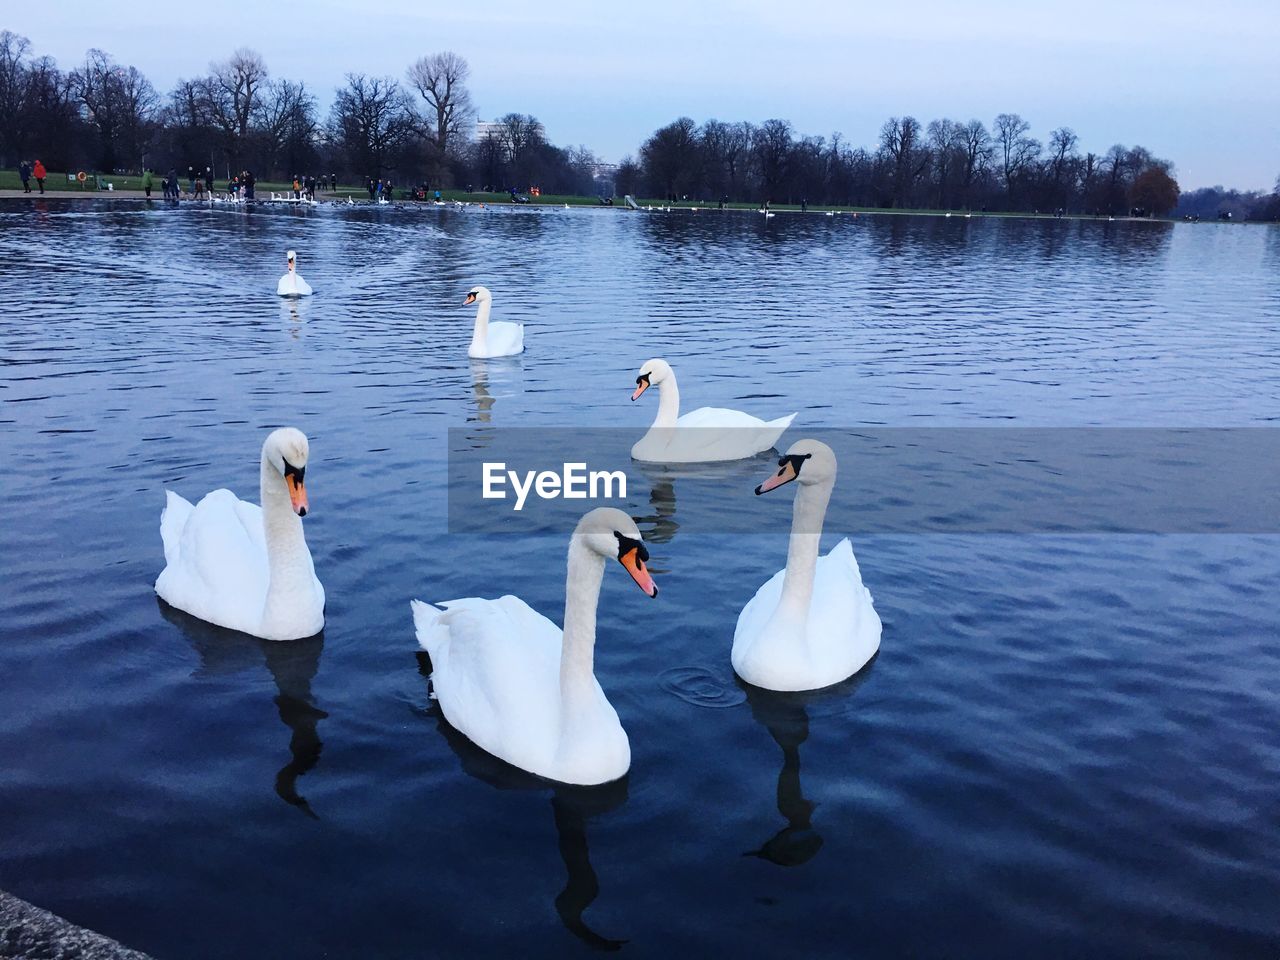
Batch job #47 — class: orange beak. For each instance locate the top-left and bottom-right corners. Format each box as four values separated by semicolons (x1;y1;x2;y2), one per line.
464;292;477;306
285;472;309;516
619;546;658;598
631;379;650;402
755;459;798;495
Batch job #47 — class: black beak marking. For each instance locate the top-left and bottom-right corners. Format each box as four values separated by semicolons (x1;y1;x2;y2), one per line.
614;531;649;563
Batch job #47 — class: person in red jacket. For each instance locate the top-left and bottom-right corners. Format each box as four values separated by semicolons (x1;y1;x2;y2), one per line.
32;159;47;194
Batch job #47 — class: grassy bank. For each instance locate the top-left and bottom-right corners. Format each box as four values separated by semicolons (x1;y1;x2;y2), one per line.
1;168;1209;221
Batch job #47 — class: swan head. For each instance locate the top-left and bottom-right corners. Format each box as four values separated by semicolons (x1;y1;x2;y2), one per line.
263;427;311;516
286;249;296;271
463;285;492;307
632;358;673;401
755;439;835;495
574;507;658;598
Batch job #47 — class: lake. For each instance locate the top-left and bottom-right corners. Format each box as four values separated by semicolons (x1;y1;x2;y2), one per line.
1;200;1278;958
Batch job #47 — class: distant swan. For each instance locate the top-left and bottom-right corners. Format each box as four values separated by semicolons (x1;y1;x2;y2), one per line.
733;440;880;691
155;427;325;642
465;285;525;358
630;358;795;463
277;250;312;297
412;508;658;785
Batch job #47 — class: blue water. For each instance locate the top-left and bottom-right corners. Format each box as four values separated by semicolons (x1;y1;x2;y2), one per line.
1;200;1278;958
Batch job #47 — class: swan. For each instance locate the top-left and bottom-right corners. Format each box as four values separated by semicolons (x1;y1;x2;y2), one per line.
630;358;795;463
464;285;524;358
155;427;325;642
412;507;658;785
277;250;313;297
733;439;881;691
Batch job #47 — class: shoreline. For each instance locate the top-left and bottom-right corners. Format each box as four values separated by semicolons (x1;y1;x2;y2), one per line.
0;190;1213;223
0;889;155;959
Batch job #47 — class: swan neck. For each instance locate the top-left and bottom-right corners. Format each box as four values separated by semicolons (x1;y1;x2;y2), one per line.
560;540;605;701
653;372;681;428
470;299;491;349
260;455;310;610
778;479;832;616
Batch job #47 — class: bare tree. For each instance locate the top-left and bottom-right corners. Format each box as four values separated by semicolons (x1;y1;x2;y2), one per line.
208;48;268;164
753;118;795;202
1046;127;1079;208
927;119;963;207
259;78;318;173
498;112;546;188
328;73;417;177
878;116;928;207
0;30;33;164
73;49;159;171
640;116;699;198
406;51;473;157
993;113;1040;201
958;119;992;206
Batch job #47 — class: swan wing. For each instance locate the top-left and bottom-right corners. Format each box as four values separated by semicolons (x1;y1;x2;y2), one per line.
487;322;524;356
277;273;312;297
413;595;562;772
732;538;880;690
806;538;881;675
633;407;796;462
155;488;268;634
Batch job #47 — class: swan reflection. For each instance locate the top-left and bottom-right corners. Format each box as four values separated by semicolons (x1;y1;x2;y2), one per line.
417;651;627;950
630;468;679;545
738;662;875;867
160;601;327;817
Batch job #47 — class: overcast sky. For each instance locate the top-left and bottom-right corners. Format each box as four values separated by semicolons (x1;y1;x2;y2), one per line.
16;0;1280;189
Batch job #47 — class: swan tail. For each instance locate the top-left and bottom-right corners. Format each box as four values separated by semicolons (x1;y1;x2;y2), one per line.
159;490;194;566
411;599;451;662
761;412;798;450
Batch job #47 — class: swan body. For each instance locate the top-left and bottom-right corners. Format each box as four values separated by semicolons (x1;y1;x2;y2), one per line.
733;440;881;691
464;285;524;358
412;508;658;785
630;358;795;463
277;250;312;297
156;428;324;642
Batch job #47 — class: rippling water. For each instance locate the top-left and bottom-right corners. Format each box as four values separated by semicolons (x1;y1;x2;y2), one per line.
1;200;1278;959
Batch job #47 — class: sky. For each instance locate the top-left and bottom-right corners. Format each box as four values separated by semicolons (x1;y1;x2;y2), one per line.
15;0;1280;190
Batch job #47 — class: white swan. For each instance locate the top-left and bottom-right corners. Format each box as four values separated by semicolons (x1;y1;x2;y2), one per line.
464;285;524;358
412;508;658;785
155;428;325;642
277;250;313;297
630;358;796;463
733;439;881;691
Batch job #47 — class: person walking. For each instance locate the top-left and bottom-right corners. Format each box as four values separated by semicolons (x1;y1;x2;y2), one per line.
245;170;255;200
367;178;375;200
19;160;31;193
206;167;215;195
142;169;154;198
292;175;301;199
32;159;46;194
330;173;336;192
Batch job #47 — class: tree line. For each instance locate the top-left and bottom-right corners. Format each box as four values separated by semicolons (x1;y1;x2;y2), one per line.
0;31;601;193
620;115;1200;215
2;27;1277;216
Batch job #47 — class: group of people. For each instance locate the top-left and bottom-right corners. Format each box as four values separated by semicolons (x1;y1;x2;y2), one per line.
289;175;337;200
366;177;394;201
17;160;47;194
